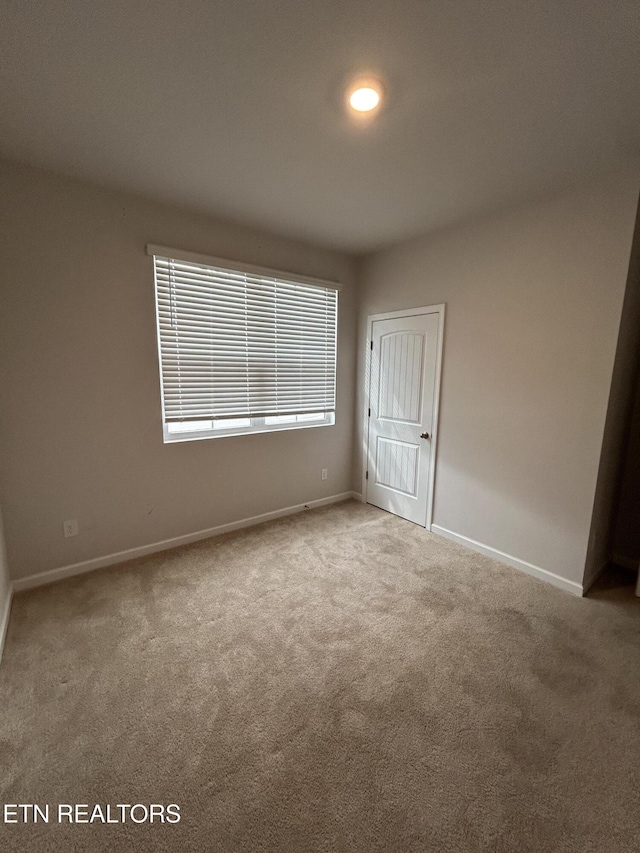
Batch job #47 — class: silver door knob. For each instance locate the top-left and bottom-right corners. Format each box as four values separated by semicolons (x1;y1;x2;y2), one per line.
420;432;430;439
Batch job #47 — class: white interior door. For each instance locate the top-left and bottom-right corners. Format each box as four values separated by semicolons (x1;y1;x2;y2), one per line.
366;310;440;526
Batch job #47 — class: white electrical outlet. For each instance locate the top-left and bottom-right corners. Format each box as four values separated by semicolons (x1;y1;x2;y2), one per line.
63;519;78;538
321;468;328;480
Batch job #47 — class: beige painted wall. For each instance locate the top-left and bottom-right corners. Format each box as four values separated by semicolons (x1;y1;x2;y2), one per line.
584;197;640;588
357;171;640;587
0;160;357;580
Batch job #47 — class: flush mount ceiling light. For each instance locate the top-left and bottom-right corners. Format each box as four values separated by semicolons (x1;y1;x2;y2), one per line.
347;78;384;114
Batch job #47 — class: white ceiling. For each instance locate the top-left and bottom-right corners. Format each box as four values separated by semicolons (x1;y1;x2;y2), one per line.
1;1;639;253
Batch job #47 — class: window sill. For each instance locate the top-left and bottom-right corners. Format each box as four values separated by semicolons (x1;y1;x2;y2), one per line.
162;417;335;443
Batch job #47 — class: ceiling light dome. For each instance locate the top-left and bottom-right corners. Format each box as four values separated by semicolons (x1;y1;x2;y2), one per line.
347;78;384;114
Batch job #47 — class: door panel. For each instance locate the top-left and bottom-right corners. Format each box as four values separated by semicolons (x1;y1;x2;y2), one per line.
375;437;419;496
378;332;424;423
367;312;439;526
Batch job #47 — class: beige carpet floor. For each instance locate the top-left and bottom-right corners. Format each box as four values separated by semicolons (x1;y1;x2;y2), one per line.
1;499;640;852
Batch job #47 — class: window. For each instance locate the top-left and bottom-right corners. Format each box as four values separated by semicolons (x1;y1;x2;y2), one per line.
148;245;339;442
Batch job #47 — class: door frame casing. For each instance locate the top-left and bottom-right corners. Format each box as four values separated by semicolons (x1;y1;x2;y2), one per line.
362;304;445;530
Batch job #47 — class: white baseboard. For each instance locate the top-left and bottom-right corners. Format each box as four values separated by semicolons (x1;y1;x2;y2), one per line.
431;524;584;597
13;492;355;592
350;491;364;502
0;584;13;665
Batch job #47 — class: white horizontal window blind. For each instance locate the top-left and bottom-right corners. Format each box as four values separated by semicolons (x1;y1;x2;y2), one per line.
150;246;339;440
